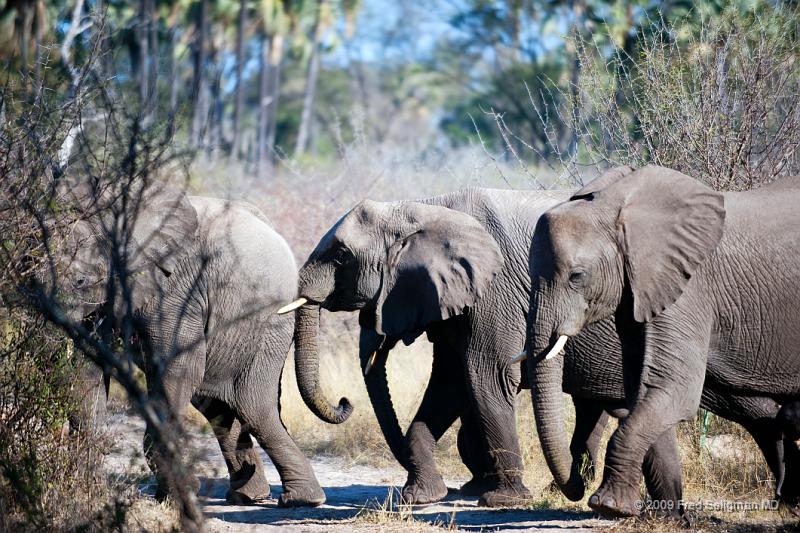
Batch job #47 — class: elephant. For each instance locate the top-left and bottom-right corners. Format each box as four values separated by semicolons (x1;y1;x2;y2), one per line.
524;164;800;517
63;190;325;507
279;187;794;511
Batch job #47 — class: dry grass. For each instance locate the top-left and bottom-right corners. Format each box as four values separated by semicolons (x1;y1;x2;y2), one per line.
353;487;457;531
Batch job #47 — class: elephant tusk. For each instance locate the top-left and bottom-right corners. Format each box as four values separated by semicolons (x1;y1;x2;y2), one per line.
277;297;307;314
544;335;569;360
363;352;378;376
510;350;527;364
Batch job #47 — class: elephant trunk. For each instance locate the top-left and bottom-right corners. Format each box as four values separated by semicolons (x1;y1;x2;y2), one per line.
361;333;410;470
530;330;585;501
294;304;353;424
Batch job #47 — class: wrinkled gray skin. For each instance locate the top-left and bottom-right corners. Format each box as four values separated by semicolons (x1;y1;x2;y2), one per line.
526;165;800;517
67;194;324;507
292;188;792;513
293;189;580;507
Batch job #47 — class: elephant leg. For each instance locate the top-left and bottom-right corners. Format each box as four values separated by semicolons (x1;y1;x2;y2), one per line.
463;352;530;508
780;440;800;508
142;319;207;502
235;319;325;508
236;385;325;507
700;389;792;503
641;426;684;518
144;354;205;501
68;359;108;435
589;329;706;518
457;406;494;496
192;396;271;504
401;342;466;505
591;399;698;517
570;399;609;485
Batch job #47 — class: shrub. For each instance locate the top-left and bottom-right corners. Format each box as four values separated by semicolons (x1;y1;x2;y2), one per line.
574;6;800;189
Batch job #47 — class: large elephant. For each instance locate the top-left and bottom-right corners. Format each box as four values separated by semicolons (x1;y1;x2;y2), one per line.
525;165;800;517
64;191;325;507
279;187;791;510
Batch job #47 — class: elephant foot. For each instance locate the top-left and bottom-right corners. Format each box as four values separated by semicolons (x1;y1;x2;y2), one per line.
459;476;496;497
277;484;326;508
588;482;640;518
227;465;272;504
226;477;271;504
401;474;448;504
478;481;531;508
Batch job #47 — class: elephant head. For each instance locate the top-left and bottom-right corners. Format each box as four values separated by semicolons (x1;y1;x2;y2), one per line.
523;165;725;500
288;199;503;463
59;185;199;328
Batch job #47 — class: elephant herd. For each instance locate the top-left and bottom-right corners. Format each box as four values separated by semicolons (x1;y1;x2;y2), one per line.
65;165;800;521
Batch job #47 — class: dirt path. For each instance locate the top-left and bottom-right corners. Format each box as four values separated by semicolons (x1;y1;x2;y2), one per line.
105;413;614;532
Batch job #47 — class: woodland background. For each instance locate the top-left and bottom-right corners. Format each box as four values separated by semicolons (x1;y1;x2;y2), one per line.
1;0;800;530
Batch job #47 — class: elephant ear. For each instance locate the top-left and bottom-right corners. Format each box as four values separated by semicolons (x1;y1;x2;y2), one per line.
614;165;725;322
125;192;199;311
570;165;635;200
375;209;503;343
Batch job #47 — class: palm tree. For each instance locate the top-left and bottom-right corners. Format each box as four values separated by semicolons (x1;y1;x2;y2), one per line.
231;0;249;158
190;0;209;146
0;0;47;85
294;0;360;156
255;0;290;175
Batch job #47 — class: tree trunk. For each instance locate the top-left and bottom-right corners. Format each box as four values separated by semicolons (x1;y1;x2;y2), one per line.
294;0;325;156
147;0;158;118
265;33;284;166
137;0;150;110
209;50;225;155
165;3;183;115
256;31;272;175
293;305;353;424
33;0;43;90
95;0;109;81
190;0;209;146
168;26;178;112
17;2;34;80
567;0;586;157
231;0;247;158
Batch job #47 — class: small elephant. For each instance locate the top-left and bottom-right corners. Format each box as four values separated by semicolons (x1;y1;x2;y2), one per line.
280;188;792;511
64;191;324;507
525;165;800;517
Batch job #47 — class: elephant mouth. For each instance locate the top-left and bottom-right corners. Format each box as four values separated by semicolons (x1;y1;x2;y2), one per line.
280;288;369;314
512;334;570;364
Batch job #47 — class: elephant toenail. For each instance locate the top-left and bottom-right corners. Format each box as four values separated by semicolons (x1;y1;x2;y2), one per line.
589;495;600;507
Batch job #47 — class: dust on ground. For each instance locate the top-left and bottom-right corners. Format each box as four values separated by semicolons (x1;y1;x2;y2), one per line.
105;412;613;532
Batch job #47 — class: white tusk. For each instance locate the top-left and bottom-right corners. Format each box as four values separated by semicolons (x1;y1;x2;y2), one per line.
510;350;527;364
276;297;308;314
363;352;378;376
544;335;569;360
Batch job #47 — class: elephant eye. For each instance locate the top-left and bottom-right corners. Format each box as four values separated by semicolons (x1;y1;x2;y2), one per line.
568;269;586;286
333;247;352;266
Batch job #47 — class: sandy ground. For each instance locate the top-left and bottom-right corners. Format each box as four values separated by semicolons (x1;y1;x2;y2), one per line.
105;412;614;532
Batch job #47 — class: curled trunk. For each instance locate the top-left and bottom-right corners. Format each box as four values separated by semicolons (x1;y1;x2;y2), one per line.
360;331;410;470
294;304;353;424
530;334;585;501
